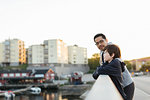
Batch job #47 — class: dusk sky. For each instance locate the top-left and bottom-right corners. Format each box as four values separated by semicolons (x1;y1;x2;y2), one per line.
0;0;150;60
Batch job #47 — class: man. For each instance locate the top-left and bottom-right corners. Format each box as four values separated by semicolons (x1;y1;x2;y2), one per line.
94;33;135;100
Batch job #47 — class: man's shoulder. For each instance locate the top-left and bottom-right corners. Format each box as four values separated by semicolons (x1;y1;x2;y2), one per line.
112;58;120;63
107;42;113;45
110;59;121;66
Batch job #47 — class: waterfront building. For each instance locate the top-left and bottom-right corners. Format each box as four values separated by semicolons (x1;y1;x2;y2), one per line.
44;39;68;64
0;39;26;66
28;45;44;65
33;69;55;82
68;45;88;64
0;69;55;85
0;43;4;66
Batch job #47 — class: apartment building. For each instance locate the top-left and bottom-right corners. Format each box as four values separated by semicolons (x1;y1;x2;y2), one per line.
68;45;88;64
130;57;150;71
0;43;4;66
0;39;26;66
44;39;68;64
28;45;44;65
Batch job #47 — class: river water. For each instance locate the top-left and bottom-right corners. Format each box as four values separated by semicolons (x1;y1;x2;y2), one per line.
0;90;82;100
0;74;94;100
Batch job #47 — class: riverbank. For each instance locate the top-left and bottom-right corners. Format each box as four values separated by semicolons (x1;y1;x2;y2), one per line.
0;83;58;90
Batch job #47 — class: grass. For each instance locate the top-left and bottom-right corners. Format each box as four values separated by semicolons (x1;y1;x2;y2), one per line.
1;64;28;70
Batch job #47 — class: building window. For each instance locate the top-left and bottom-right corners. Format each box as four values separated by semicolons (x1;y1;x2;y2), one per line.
3;74;8;77
44;41;48;45
16;73;20;77
22;73;27;77
58;41;61;45
9;73;14;77
73;50;76;53
58;45;61;49
142;61;145;65
58;53;61;57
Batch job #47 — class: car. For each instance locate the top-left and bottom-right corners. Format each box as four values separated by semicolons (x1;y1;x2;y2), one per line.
60;74;71;80
134;72;143;76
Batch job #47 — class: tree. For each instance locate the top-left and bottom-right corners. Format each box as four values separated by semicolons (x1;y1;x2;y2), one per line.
88;53;100;72
140;64;150;72
92;53;100;59
124;60;132;71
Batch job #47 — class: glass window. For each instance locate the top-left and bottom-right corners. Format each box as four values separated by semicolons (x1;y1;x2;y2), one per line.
22;73;27;77
16;73;20;77
3;74;8;77
9;73;14;77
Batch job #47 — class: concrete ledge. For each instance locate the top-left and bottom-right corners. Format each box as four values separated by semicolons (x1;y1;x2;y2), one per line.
84;75;123;100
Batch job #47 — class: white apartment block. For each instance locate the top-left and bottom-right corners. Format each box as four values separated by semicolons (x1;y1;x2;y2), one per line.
0;43;4;66
0;39;26;66
44;39;68;64
28;45;44;64
68;45;88;64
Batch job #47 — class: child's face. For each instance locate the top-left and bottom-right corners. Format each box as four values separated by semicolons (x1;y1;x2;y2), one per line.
104;50;113;63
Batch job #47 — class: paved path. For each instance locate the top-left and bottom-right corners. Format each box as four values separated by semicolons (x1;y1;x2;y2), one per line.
133;76;150;100
82;74;95;82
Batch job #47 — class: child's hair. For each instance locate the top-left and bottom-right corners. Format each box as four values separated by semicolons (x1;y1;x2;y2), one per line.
104;44;121;59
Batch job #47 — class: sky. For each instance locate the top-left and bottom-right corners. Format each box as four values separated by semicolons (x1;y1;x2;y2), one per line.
0;0;150;60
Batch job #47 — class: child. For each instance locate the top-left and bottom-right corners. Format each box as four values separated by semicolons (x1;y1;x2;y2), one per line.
93;44;126;100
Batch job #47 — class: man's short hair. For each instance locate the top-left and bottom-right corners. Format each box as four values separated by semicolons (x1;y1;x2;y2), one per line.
94;33;106;41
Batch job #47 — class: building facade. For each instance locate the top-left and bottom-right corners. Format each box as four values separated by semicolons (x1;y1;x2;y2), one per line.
68;45;88;64
0;43;4;66
0;39;26;66
28;45;44;65
0;69;55;85
44;39;68;64
130;57;150;71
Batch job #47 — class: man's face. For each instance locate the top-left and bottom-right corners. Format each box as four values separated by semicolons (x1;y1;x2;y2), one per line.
94;36;108;51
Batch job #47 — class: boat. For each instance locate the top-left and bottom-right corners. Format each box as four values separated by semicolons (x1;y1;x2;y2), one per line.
0;90;15;99
28;87;41;94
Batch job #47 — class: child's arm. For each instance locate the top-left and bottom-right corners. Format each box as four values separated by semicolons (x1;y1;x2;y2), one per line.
92;66;100;79
92;63;108;79
97;59;122;76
